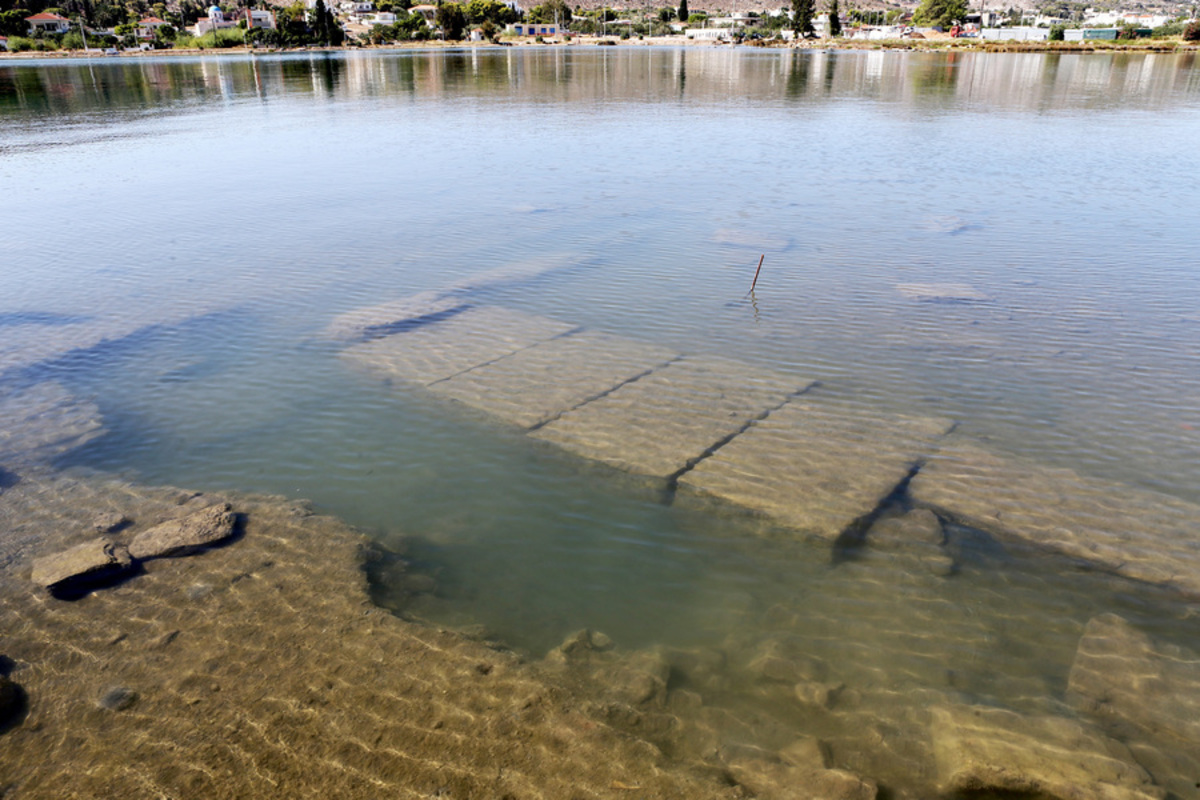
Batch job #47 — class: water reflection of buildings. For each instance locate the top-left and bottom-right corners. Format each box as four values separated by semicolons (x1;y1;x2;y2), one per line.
2;50;1199;117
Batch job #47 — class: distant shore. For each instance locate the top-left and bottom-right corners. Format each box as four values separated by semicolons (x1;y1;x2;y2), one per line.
1;34;1195;59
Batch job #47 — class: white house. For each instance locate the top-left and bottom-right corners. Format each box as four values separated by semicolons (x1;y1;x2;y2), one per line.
409;4;438;22
685;27;729;39
339;0;374;13
192;5;237;34
0;35;8;50
136;16;169;39
242;8;277;29
366;11;397;25
509;22;560;35
25;12;72;35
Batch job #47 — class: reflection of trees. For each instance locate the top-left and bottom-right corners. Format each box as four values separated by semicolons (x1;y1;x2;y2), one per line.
2;50;1199;118
786;51;812;98
909;52;960;94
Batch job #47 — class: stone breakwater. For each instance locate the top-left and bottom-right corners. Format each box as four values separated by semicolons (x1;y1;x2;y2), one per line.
339;292;1200;601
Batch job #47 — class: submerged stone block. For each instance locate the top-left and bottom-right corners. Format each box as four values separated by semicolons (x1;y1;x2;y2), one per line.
1067;613;1200;749
324;291;470;342
342;306;577;386
531;356;808;479
429;331;678;429
929;704;1164;800
679;403;953;541
909;442;1200;598
0;381;104;466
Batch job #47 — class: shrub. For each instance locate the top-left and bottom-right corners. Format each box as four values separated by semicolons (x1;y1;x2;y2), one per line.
1048;24;1064;41
7;35;34;51
1185;21;1200;41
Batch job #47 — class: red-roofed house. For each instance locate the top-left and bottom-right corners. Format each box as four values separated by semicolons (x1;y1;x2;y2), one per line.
25;12;72;34
136;16;170;39
0;36;9;50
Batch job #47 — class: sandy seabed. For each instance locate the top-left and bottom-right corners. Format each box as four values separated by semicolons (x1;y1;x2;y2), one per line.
0;468;741;799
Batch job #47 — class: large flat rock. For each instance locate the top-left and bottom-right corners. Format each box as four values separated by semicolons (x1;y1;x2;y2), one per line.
531;355;809;478
342;306;578;386
909;441;1200;598
1067;613;1200;748
128;501;237;560
429;331;679;429
679;403;953;541
0;381;104;466
30;538;133;592
929;704;1164;800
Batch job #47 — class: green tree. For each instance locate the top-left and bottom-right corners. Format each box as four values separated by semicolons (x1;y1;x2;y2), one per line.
676;0;686;22
0;9;31;37
791;0;814;36
465;0;513;24
435;1;465;38
827;0;840;35
526;0;569;24
911;0;967;28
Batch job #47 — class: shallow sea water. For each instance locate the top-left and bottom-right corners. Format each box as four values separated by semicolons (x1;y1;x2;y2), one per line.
3;47;1200;795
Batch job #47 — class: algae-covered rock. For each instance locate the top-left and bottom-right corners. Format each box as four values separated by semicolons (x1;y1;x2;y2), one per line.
127;502;235;560
30;539;133;592
929;703;1165;800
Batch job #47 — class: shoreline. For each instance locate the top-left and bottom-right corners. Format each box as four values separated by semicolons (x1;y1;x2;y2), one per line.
1;35;1195;59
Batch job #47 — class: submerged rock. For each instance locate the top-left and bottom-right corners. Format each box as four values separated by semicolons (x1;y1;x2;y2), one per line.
128;502;236;560
1067;613;1200;749
601;648;670;708
0;381;104;466
725;755;877;800
98;686;137;712
895;283;990;303
747;636;830;686
91;512;130;534
0;675;21;724
30;539;133;593
928;704;1165;800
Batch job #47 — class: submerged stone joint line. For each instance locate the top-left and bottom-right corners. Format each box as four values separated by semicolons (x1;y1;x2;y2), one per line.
424;325;585;388
662;384;817;497
525;354;687;433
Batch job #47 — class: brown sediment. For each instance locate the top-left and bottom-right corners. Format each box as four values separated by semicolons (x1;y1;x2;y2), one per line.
0;469;740;799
